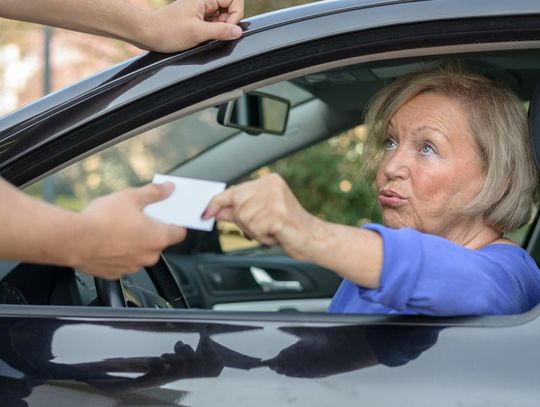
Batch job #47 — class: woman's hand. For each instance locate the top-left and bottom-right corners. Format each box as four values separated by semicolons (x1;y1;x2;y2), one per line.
203;174;318;259
204;173;383;288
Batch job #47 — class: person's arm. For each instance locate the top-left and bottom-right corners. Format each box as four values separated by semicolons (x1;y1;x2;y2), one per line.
203;173;540;315
0;0;244;53
203;173;384;288
0;178;186;280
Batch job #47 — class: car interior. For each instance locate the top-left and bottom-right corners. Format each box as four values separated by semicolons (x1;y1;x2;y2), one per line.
2;48;540;315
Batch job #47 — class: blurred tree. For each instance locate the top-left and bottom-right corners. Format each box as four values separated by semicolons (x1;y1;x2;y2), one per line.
252;127;382;227
0;0;169;113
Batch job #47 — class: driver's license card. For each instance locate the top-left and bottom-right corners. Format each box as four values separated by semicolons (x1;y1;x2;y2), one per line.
143;174;226;231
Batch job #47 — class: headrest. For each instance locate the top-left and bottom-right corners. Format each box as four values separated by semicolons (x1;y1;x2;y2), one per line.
529;82;540;172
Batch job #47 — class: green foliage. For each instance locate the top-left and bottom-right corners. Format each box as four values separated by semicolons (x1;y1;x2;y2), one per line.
261;129;382;226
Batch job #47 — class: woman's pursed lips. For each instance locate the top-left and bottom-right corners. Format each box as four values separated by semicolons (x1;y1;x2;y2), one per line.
378;189;407;206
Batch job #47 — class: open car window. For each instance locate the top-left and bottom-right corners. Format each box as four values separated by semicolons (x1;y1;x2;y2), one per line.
10;49;540;312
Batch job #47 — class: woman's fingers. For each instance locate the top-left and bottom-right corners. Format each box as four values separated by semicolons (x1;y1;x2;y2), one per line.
203;175;296;247
203;186;236;220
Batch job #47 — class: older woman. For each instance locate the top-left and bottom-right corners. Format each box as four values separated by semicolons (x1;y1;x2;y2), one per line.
203;68;540;315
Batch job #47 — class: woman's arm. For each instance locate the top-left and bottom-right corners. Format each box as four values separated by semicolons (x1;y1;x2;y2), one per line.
204;174;540;315
0;0;244;52
203;173;383;288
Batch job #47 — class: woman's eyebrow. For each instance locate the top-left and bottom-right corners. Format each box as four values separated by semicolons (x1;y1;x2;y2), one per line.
413;125;450;142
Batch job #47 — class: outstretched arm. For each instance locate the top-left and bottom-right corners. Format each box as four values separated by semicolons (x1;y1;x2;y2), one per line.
203;174;383;288
204;174;540;315
0;0;244;52
0;178;186;280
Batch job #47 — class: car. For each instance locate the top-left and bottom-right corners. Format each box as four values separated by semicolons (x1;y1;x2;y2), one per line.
1;0;540;405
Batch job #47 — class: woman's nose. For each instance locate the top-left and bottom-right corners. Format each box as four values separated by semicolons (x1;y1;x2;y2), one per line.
381;148;410;180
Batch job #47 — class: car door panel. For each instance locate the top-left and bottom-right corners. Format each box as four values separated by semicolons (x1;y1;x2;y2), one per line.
166;253;341;311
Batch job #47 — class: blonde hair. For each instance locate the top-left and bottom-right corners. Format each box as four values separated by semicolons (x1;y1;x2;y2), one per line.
362;65;539;232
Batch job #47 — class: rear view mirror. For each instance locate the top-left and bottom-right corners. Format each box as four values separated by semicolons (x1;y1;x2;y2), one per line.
217;91;290;135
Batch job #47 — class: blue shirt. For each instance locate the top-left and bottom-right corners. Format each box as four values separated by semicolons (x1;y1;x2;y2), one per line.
328;224;540;316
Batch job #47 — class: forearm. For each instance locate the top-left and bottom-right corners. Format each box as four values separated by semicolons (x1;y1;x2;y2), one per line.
0;178;83;267
0;0;146;47
204;174;384;288
291;216;383;289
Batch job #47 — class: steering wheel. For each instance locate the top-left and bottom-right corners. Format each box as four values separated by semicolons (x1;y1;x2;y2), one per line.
94;255;190;309
94;278;126;307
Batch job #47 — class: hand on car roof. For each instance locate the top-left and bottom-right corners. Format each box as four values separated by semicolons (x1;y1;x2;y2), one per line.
136;0;244;52
0;0;244;53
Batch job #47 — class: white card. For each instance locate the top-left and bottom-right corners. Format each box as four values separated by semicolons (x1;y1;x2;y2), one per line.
143;174;226;231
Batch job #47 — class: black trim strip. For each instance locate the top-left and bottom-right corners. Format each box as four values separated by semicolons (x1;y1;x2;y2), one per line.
0;302;538;328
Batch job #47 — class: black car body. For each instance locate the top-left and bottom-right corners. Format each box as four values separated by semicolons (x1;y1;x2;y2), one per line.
1;0;540;405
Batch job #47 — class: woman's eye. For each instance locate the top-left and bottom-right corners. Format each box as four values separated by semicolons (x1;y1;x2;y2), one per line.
420;143;436;155
383;139;397;150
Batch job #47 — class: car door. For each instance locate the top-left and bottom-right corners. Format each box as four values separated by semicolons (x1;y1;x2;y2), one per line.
5;0;540;313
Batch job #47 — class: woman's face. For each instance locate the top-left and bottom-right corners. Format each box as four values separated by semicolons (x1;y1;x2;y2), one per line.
375;92;485;239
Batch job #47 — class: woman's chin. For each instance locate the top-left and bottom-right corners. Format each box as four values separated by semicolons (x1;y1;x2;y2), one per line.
382;212;411;229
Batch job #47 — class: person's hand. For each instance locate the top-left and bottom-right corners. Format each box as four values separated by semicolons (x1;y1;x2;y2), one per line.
203;174;317;259
140;0;244;53
0;0;243;55
75;183;187;280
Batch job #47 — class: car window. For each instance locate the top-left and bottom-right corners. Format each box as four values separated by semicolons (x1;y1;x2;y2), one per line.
16;52;538;313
